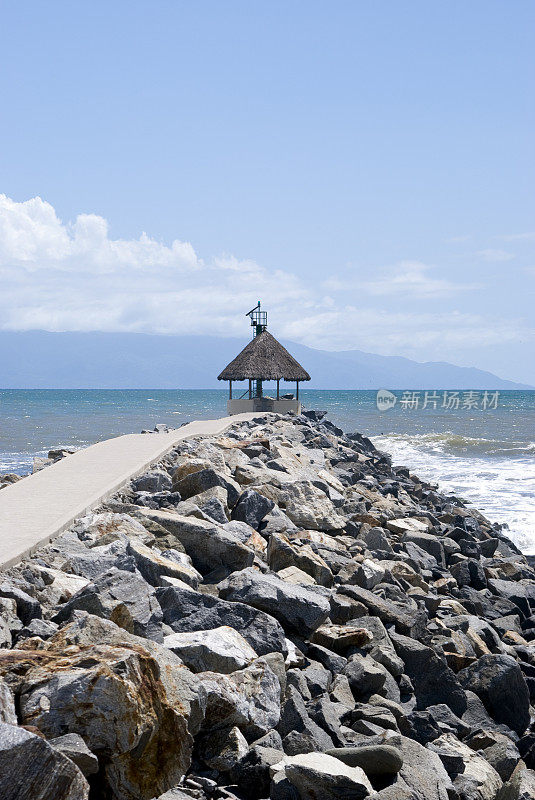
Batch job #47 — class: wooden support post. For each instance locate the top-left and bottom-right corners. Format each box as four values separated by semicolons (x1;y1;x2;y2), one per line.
229;380;232;400
248;379;252;399
296;381;299;401
277;379;280;400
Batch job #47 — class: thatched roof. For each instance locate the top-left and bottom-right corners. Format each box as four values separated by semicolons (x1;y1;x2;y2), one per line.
218;330;311;382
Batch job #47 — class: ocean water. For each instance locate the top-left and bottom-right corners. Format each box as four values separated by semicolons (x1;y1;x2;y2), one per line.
1;388;534;553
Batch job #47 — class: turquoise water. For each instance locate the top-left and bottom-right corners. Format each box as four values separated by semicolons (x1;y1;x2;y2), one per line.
1;389;534;551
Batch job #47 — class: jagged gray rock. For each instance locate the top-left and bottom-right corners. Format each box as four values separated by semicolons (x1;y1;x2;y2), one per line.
219;567;331;634
199;724;248;772
172;467;240;506
390;631;467;716
49;733;99;776
127;537;200;587
135;508;255;573
277;686;334;754
156;583;287;656
270;752;374;799
0;583;41;624
0;722;89;800
132;469;172;493
232;489;275;529
53;566;164;642
326;744;403;776
458;654;530;734
0;679;16;724
1;409;534;800
164;626;258;673
267;531;334;586
15;629;200;799
198;657;281;738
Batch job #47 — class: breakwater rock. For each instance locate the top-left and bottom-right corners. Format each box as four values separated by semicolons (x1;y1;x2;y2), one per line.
1;410;535;799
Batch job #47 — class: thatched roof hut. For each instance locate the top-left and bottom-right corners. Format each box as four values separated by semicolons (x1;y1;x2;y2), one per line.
218;330;311;382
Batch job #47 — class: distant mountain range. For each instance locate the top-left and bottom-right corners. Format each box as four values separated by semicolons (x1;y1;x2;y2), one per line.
0;331;531;390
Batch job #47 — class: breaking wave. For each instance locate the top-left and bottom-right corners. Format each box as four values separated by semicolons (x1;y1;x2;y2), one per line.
373;432;535;554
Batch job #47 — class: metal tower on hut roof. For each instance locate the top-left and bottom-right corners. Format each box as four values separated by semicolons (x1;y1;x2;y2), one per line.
246;301;267;338
218;302;311;416
246;302;267;397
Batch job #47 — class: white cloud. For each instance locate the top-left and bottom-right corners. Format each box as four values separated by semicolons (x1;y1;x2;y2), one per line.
282;307;532;357
475;248;515;262
499;232;535;242
0;195;532;365
360;261;475;298
324;261;475;299
0;194;312;337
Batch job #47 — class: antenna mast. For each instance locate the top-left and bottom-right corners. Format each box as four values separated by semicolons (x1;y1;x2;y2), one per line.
246;300;267;338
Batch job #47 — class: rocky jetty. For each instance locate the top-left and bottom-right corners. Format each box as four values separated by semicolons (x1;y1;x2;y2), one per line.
1;410;535;800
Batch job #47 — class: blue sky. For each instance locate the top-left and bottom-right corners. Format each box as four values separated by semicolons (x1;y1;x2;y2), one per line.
0;1;534;383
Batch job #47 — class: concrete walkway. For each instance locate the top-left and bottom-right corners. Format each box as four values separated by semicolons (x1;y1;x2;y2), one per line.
0;413;257;569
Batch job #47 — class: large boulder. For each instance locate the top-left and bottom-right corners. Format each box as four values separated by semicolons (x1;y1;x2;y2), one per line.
484;738;522;782
156;584;287;657
386;517;430;535
53;566;164;642
259;505;298;536
127;538;200;588
132;469;172;493
232;490;275;530
402;531;445;567
42;613;206;735
390;631;467;716
221;520;268;555
429;733;502;798
338;585;426;639
164;626;258;674
282;481;346;531
458;654;530;735
72;511;152;546
277;686;334;754
172;458;212;482
488;580;531;619
48;733;99;777
135;509;254;574
0;600;14;649
11;636;198;800
59;539;135;581
311;623;373;654
219;567;330;635
344;654;387;697
462;690;515;739
198;657;281;738
267;532;334;587
199;724;249;773
0;722;89;800
38;572;92;611
270;752;373;799
172;468;240;507
326;744;403;776
497;763;535;800
0;583;41;625
339;558;385;590
395;734;454;800
231;744;284;799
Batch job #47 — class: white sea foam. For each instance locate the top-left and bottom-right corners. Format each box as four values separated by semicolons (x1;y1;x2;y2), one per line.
374;433;535;553
0;451;45;475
